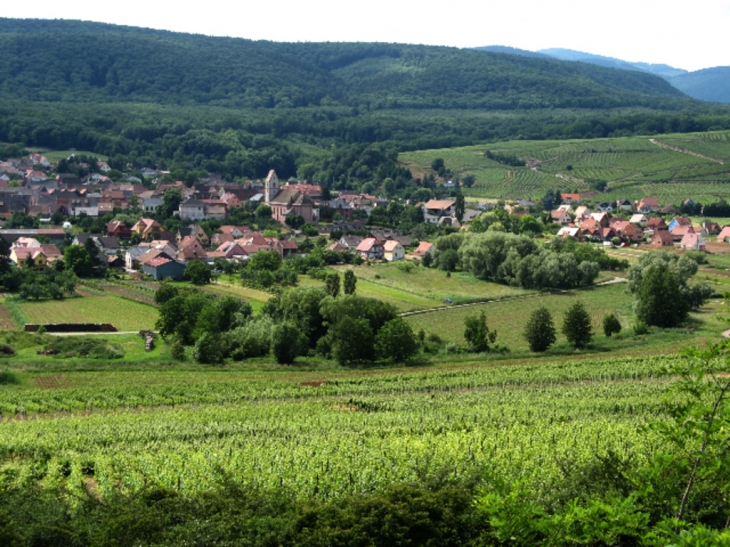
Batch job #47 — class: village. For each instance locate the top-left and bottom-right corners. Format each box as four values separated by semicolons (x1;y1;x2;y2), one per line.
1;152;728;280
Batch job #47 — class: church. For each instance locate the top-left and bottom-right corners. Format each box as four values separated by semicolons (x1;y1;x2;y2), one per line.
264;170;316;225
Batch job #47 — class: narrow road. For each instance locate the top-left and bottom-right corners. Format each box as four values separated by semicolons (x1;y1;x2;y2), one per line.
649;138;725;164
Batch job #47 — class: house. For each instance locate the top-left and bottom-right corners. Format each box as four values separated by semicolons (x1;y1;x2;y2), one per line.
550;210;572;225
659;205;677;215
356;237;384;260
29;153;50;167
422;199;456;217
177;236;208;261
561;193;582;204
264;170;315;225
615;199;632;211
579;218;602;236
10;244;62;268
718;226;730;243
574;206;591;221
589;212;610;227
703;222;721;235
219;225;251;239
557;227;584;240
668;217;692;232
132;218;163;241
326;242;349;253
410;241;435;259
651;231;675;247
213;242;249;260
12;237;41;248
383;240;405;262
339;235;364;250
142;197;164;214
279;239;298;257
106;221;132;239
612;221;644;242
177;225;210;247
646;218;668;231
178;198;207;221
142;256;187;280
671;225;695;241
636;198;660;213
629;214;648;228
596;202;614;213
680;233;706;251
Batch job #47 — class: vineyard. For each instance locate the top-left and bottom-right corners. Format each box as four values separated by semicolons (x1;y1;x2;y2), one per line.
0;352;698;503
400;131;730;203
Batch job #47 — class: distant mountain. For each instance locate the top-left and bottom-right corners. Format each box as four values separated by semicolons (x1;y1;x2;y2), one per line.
538;48;688;79
0;19;689;111
473;46;549;59
669;67;730;104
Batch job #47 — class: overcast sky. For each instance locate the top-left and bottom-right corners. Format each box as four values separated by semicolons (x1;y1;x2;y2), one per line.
2;0;728;72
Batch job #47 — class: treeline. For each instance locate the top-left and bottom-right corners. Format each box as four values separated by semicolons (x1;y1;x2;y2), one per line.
0;19;694;110
433;232;611;290
155;279;420;366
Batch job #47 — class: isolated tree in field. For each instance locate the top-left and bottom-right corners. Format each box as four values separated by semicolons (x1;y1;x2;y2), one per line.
603;313;622;337
185;260;212;285
464;311;497;352
523;307;556;352
325;272;340;298
343;270;357;295
376;318;419;363
562;301;593;349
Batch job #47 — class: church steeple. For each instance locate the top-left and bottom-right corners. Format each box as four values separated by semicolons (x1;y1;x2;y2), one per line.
264;170;279;203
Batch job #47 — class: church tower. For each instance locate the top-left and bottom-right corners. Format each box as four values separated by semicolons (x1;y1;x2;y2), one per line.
264;170;279;203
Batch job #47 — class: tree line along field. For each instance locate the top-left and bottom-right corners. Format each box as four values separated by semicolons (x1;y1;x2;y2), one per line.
399;131;730;203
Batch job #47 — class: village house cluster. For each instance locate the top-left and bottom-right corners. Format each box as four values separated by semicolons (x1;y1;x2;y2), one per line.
544;196;718;251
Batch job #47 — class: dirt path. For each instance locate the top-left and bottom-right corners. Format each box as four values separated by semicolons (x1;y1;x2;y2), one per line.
649;138;725;164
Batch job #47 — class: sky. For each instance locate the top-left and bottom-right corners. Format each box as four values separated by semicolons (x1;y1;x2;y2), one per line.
2;0;729;72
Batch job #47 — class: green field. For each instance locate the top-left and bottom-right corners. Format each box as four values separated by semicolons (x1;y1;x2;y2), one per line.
400;131;730;203
404;281;722;355
15;294;158;331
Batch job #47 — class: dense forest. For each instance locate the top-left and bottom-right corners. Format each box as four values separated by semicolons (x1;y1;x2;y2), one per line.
2;18;730;186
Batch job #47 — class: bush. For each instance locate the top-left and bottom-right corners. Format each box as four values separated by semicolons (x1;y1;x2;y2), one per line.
523;307;556;352
193;332;225;364
331;316;374;366
270;323;306;364
43;337;125;359
633;321;650;335
0;344;16;357
169;339;186;361
375;318;419;363
225;316;275;360
0;371;19;385
464;311;497;352
603;314;622;337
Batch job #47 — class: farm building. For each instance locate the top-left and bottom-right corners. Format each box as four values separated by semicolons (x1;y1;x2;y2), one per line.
141;256;187;280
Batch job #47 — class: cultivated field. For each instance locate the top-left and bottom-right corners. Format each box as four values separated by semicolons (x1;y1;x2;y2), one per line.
399;131;730;203
15;294;158;331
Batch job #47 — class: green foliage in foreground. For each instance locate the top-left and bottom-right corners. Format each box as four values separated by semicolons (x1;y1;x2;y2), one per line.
1;348;730;544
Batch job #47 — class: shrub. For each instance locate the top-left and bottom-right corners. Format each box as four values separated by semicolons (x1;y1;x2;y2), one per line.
603;314;622;337
375;318;419;363
633;321;650;335
169;339;186;361
270;323;306;364
43;337;125;359
464;311;497;352
225;316;275;360
193;332;225;364
331;316;374;366
0;371;19;385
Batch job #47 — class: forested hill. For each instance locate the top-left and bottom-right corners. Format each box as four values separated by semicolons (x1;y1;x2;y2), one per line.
0;18;691;111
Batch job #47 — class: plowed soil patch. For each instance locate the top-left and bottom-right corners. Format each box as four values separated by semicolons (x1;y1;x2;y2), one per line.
0;304;16;329
35;375;70;390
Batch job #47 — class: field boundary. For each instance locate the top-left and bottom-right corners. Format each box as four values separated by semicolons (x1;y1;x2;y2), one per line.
400;277;627;317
